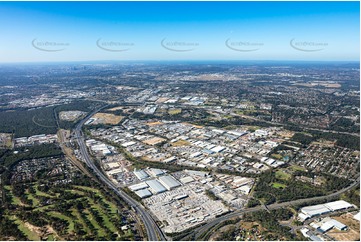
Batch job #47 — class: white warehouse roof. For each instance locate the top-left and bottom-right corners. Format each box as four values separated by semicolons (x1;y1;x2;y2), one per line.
301;204;331;217
146;179;167;194
135;189;152;198
324;200;354;211
128;182;149;191
134;170;149;180
158;175;181;190
211;146;226;153
147;168;164;177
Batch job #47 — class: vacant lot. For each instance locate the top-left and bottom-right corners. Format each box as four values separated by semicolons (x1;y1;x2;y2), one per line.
143;137;166;146
91;113;123;125
168;108;182;115
171;139;190;147
0;133;12;148
327;213;360;241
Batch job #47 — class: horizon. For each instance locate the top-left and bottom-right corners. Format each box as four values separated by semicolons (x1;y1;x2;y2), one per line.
0;1;359;63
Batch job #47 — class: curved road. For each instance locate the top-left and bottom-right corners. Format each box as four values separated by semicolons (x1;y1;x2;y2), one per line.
75;105;359;241
181;176;360;240
74;105;166;241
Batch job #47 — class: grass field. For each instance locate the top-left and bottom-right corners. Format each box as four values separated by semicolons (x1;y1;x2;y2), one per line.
289;165;306;172
11;216;41;241
271;182;287;189
275;170;291;180
171;139;190;147
168;108;182;115
271;153;283;160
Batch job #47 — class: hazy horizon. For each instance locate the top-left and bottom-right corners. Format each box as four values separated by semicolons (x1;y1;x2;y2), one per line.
0;1;359;63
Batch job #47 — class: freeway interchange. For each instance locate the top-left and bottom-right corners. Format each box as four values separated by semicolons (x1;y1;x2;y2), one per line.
73;105;359;241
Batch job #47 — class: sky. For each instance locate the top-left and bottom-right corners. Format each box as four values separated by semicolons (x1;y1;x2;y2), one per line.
0;1;359;63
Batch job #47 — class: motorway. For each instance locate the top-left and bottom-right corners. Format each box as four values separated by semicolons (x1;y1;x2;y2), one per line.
180;176;360;240
74;105;359;241
74;105;166;241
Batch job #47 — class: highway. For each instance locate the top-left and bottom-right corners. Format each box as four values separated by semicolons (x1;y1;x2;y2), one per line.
75;105;358;241
74;105;166;241
180;176;360;240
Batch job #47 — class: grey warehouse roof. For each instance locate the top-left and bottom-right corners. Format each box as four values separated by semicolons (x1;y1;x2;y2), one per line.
158;175;181;190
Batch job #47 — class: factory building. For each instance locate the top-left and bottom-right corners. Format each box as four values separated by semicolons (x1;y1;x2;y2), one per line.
134;170;149;180
128;182;149;191
147;168;164;177
135;189;152;198
146;179;167;194
299;200;355;221
158;175;182;190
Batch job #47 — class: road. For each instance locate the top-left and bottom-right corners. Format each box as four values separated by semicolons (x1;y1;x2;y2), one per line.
181;176;360;240
206;108;359;137
74;105;166;241
75;104;358;241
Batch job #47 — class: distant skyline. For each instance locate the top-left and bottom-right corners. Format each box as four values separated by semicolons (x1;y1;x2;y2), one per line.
0;1;359;63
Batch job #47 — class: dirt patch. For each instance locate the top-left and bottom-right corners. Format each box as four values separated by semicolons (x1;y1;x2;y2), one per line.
91;113;123;125
143;137;166;146
146;121;163;126
171;140;190;147
327;213;360;241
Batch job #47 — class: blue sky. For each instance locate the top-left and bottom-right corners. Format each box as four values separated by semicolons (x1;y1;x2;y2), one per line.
0;1;359;62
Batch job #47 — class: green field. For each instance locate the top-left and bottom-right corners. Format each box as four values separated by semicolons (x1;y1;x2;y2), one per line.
275;170;291;180
11;216;40;241
271;182;287;189
2;184;131;241
4;185;23;206
289;165;306;172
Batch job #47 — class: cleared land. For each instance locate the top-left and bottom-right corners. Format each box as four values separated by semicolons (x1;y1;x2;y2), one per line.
171;139;191;147
168;108;182;115
91;113;123;125
0;133;12;148
327;213;360;241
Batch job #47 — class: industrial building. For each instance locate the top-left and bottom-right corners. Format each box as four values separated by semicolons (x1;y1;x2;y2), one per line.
324;200;354;211
134;170;149;180
310;217;347;233
135;189;152;198
300;204;331;218
147;168;164;177
158;175;182;190
129;182;149;191
146;179;167;194
299;200;355;221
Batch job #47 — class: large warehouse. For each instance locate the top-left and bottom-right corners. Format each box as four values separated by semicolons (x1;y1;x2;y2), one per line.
135;189;152;198
128;182;149;191
324;200;354;211
299;200;355;220
158;175;182;190
146;179;167;194
134;170;149;180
